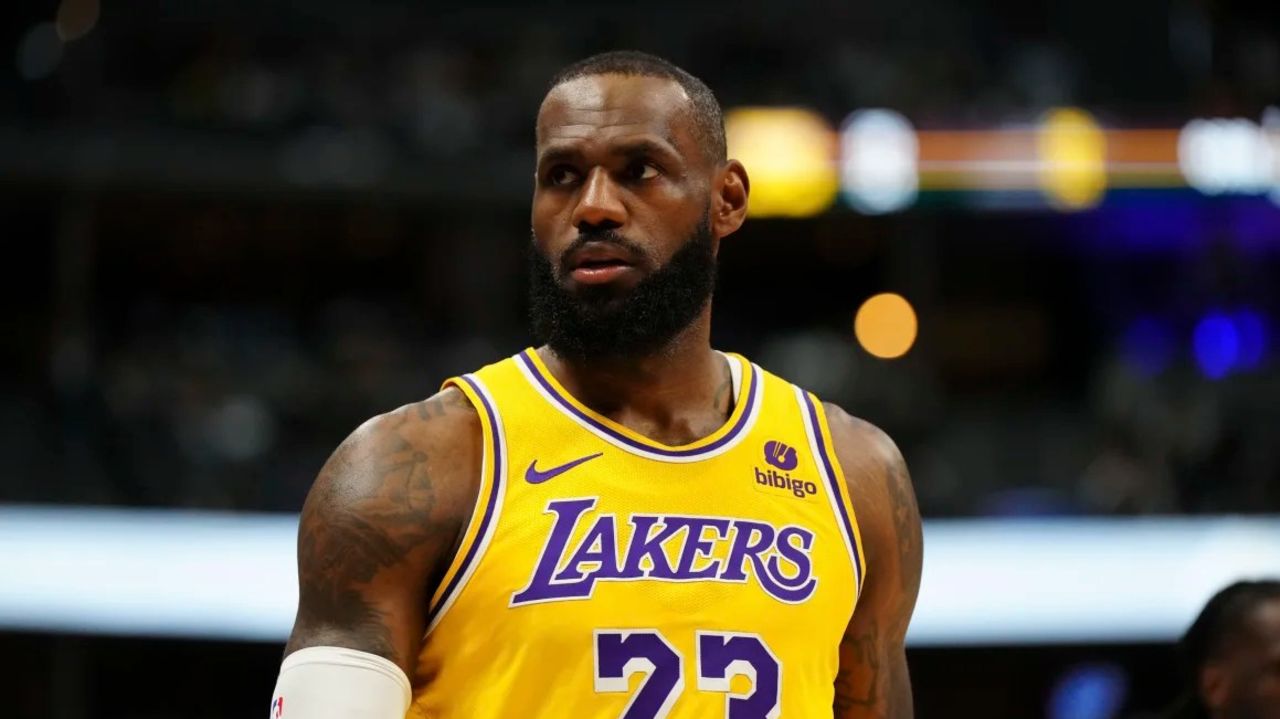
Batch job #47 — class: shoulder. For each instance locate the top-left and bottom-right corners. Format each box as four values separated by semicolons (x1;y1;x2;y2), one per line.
820;401;906;488
820;402;921;586
342;386;481;475
302;386;484;548
286;387;483;662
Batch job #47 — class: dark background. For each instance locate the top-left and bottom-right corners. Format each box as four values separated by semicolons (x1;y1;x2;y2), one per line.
2;0;1278;717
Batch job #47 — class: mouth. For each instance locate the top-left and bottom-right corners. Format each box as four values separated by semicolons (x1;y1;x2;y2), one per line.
566;243;638;285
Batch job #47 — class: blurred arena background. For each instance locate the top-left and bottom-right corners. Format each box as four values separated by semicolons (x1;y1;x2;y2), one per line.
2;0;1279;717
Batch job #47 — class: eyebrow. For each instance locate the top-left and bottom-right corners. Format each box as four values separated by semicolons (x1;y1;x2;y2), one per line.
536;137;682;167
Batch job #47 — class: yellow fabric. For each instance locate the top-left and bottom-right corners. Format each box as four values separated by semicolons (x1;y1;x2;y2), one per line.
408;349;864;719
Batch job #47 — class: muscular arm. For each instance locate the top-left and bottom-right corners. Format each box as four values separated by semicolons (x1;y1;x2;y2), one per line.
283;387;482;676
825;404;924;719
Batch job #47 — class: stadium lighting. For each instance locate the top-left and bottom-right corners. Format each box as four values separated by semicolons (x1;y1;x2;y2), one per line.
839;109;919;214
1193;312;1241;380
724;107;838;218
1178;118;1274;195
1037;108;1107;210
854;293;918;359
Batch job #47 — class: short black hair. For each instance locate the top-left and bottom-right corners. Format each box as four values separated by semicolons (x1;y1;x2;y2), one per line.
1183;579;1280;668
1169;579;1280;718
546;50;726;164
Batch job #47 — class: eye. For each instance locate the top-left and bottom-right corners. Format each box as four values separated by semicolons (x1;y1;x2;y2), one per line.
547;166;580;186
626;161;660;181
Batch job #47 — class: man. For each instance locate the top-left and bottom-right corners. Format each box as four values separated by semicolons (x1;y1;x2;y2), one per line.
271;50;922;719
1170;580;1280;719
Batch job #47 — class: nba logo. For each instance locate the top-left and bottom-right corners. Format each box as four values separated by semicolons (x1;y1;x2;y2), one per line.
271;697;284;717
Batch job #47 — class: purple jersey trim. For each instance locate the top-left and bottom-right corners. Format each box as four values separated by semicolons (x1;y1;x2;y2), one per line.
802;392;864;589
517;349;758;459
428;373;504;622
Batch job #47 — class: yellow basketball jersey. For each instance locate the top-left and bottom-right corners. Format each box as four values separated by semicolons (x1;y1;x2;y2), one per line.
408;349;866;718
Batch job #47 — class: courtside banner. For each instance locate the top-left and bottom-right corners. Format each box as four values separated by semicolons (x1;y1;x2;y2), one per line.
0;506;1276;645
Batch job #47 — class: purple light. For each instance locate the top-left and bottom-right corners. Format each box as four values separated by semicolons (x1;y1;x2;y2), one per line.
1234;309;1267;369
1193;313;1240;379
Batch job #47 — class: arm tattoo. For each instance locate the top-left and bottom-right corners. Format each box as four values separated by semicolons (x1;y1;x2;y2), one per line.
829;409;922;719
833;621;881;713
286;390;475;663
886;453;923;609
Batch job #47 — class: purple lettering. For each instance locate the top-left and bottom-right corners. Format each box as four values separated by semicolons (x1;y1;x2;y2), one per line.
671;517;731;579
509;497;597;604
618;515;681;579
719;520;775;582
762;525;818;602
554;515;621;582
511;499;819;608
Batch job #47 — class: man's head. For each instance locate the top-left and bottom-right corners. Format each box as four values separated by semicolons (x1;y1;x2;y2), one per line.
1181;580;1280;719
528;50;749;363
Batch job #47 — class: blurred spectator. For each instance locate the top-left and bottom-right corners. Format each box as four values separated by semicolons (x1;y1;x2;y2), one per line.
1167;580;1280;719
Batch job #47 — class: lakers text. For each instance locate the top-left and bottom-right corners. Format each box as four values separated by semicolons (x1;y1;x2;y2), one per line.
509;497;818;606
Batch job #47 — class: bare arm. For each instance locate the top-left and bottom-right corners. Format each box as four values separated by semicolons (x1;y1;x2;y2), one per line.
825;404;924;719
283;387;481;676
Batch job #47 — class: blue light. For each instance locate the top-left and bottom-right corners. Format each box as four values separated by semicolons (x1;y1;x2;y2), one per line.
1193;313;1240;379
1048;663;1128;719
1234;309;1267;369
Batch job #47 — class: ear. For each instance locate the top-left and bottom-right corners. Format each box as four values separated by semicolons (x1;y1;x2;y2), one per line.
711;159;749;240
1199;664;1231;713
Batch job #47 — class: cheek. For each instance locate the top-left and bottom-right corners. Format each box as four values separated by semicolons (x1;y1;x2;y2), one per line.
633;189;706;246
531;198;566;242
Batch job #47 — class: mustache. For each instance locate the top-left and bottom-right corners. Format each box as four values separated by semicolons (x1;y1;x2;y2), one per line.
557;229;648;274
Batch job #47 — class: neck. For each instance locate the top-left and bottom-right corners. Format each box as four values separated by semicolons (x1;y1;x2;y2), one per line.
537;307;733;445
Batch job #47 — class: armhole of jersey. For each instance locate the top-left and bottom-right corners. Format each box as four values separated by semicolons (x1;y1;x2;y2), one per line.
794;386;868;608
424;373;507;634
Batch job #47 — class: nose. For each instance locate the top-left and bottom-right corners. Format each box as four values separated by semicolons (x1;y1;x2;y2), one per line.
571;167;627;233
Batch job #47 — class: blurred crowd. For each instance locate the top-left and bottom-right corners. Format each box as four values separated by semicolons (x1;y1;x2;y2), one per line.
3;195;1276;519
2;0;1278;518
8;0;1277;192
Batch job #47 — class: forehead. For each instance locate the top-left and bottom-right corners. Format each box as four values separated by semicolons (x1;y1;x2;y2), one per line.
537;74;696;156
1223;598;1280;664
1245;598;1280;646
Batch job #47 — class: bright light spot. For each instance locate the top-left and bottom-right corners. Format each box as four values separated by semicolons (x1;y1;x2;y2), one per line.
1178;118;1274;195
1048;663;1128;719
839;109;919;214
16;23;62;81
1193;313;1240;380
1038;108;1107;210
725;107;837;218
854;293;918;359
56;0;100;42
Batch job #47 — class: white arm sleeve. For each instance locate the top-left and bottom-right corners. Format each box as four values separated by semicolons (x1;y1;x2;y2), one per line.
269;646;412;719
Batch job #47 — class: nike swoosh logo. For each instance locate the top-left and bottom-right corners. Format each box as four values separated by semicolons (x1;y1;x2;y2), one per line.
525;452;604;484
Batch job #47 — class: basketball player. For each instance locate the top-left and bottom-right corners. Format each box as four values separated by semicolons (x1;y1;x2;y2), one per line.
1169;580;1280;719
270;51;922;718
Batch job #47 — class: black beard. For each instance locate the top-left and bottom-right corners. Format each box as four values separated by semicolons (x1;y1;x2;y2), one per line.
528;217;716;364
